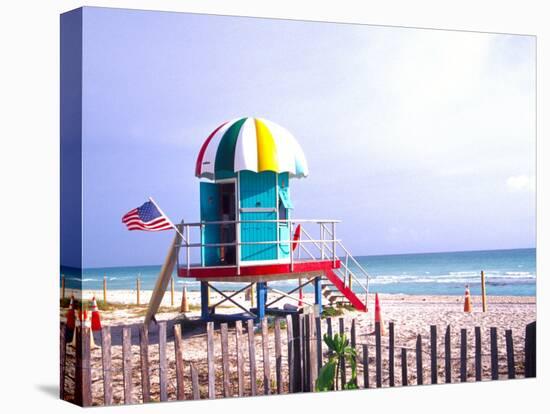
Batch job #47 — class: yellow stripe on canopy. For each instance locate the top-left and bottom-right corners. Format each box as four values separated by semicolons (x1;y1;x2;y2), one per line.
255;118;279;172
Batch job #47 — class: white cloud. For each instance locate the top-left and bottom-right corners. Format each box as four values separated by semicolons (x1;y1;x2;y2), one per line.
506;175;535;192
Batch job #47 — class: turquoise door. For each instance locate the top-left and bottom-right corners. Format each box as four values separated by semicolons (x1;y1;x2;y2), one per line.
200;182;221;266
278;175;292;260
240;211;278;261
239;171;278;262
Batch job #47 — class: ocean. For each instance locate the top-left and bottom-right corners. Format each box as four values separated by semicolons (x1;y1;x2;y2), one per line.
62;248;536;297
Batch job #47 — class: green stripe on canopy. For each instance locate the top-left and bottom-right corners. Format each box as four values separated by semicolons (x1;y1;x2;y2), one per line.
214;118;247;175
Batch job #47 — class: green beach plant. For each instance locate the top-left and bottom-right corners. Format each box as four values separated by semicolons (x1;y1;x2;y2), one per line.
321;306;345;318
315;332;358;391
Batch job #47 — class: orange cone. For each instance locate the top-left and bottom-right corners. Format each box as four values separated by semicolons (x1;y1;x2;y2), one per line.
81;307;97;348
66;295;76;330
90;297;102;331
70;313;80;348
71;307;97;348
78;308;87;325
464;285;473;313
70;306;85;348
374;293;386;335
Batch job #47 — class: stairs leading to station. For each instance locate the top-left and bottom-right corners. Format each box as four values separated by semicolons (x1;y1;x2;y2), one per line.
322;268;367;312
293;222;370;312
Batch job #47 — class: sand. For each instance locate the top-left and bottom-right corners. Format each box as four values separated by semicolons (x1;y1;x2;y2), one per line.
61;290;536;405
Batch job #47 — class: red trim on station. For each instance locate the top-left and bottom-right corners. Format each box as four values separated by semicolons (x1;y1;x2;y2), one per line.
178;259;341;279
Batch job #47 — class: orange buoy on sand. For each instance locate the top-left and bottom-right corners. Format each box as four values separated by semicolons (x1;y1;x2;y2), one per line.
464;285;473;313
374;293;386;335
90;297;102;331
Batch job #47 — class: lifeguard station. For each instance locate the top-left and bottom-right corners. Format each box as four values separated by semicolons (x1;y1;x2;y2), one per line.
165;117;371;322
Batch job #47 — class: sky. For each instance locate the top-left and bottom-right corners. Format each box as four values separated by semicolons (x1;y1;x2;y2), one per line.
74;7;535;268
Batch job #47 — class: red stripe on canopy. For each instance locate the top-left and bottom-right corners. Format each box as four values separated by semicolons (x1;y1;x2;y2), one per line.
195;122;228;177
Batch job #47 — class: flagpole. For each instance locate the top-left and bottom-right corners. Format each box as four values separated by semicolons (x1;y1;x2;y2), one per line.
148;197;186;241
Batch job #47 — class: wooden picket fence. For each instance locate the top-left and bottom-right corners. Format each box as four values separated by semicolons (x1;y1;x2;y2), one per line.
60;317;536;406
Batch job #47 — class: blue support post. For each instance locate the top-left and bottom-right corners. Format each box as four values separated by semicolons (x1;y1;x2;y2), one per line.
200;281;210;320
256;282;267;321
314;277;323;313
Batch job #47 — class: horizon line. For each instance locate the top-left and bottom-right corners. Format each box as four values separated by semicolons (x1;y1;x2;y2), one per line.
71;246;536;271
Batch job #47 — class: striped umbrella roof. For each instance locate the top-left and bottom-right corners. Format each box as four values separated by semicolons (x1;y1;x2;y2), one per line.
195;117;309;180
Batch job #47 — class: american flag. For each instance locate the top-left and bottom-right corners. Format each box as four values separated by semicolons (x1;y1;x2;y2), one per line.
122;200;174;232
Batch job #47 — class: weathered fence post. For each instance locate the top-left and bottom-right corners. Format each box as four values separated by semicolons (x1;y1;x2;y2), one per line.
460;328;467;382
444;325;451;383
309;313;318;391
339;318;346;388
315;316;323;369
261;318;271;395
297;314;305;392
490;327;498;380
170;276;175;307
207;321;216;398
190;362;200;400
389;321;395;387
286;315;295;393
122;326;133;405
401;348;408;386
525;321;536;378
220;323;231;398
181;286;189;313
235;320;245;397
103;275;107;303
430;325;437;384
375;321;382;387
247;319;258;396
159;322;168;401
326;316;333;364
75;327;93;407
481;270;487;312
505;329;516;379
61;275;66;300
136;277;140;305
326;317;333;341
274;318;283;394
362;344;370;388
302;315;310;391
416;334;423;385
139;325;151;403
301;315;308;392
59;323;66;400
174;324;186;400
101;326;113;405
350;318;357;387
475;326;482;381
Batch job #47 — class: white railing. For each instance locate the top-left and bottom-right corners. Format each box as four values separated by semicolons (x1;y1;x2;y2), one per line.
175;219;370;307
298;224;371;306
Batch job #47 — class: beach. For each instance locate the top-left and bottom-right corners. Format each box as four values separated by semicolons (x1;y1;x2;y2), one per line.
72;289;536;328
61;290;536;404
